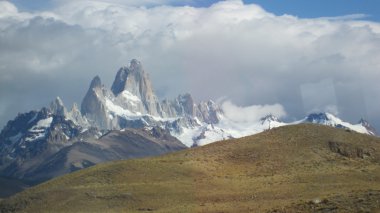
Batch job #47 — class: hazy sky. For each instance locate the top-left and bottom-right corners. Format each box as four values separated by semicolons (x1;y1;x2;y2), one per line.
1;0;380;130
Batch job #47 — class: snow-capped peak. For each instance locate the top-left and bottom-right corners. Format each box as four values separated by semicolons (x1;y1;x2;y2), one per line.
90;75;102;89
302;112;375;135
260;114;280;124
358;118;377;136
129;59;142;70
304;112;332;124
359;118;370;126
49;96;67;117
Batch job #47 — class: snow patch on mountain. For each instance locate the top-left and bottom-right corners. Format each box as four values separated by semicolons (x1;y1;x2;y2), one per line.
121;90;141;104
299;113;373;135
105;98;139;118
176;110;378;147
33;117;53;129
197;114;287;144
25;117;53;142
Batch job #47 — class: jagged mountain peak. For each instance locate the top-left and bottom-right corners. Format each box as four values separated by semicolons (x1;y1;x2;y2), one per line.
177;93;195;114
359;118;370;126
49;96;67;117
0;103;96;180
67;102;89;127
178;93;193;100
207;100;216;105
71;102;79;112
81;75;110;129
54;96;64;105
358;118;377;136
305;112;331;122
129;59;142;70
111;59;147;96
109;60;161;117
304;112;345;125
80;59;223;132
260;114;280;123
111;67;130;96
90;75;102;89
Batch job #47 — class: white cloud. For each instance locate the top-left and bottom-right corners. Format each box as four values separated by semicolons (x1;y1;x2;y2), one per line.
54;0;194;7
300;78;338;115
324;105;339;116
0;1;18;15
221;101;286;123
0;0;380;129
316;14;370;21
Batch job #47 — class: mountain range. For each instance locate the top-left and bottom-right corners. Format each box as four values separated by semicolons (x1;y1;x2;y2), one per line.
0;59;377;183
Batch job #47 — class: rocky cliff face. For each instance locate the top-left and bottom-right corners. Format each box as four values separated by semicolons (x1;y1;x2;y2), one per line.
111;59;161;117
81;76;114;129
81;59;222;135
66;102;89;127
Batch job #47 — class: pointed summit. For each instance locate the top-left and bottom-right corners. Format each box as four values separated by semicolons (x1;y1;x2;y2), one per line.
358;118;377;136
81;75;109;129
49;96;67;116
129;59;142;70
359;118;370;126
111;59;145;96
71;102;80;112
111;67;130;96
66;102;89;127
177;93;196;116
260;114;280;124
90;75;102;89
110;59;161;116
305;112;330;123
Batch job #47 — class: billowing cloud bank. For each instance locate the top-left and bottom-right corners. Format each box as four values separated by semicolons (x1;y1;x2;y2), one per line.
221;101;286;123
0;0;379;128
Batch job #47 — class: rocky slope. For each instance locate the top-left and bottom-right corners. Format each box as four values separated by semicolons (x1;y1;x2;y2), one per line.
0;101;92;181
22;127;185;182
0;95;185;183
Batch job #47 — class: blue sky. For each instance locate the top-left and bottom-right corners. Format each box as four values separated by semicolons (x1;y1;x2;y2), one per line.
199;1;380;19
198;0;380;21
245;0;380;21
10;0;380;21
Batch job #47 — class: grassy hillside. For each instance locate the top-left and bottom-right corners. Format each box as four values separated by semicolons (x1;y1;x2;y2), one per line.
1;124;380;212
